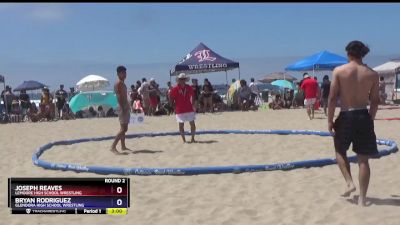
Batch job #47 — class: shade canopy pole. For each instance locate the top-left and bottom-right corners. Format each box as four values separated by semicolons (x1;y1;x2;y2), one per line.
225;70;228;88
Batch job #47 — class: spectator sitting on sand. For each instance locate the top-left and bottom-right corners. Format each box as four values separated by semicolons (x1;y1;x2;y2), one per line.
269;94;285;110
75;110;84;119
97;105;106;118
27;102;40;122
132;99;144;114
213;92;226;112
283;88;294;108
106;108;116;117
88;106;97;118
61;104;75;120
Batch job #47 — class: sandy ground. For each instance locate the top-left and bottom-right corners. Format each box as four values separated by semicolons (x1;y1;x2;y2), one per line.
1;106;399;225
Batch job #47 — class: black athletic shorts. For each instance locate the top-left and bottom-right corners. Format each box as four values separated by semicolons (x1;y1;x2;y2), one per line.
333;109;378;156
56;100;66;110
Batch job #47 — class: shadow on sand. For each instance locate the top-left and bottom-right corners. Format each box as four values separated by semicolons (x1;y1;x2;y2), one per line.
120;149;164;154
312;117;327;120
191;140;218;144
346;195;400;207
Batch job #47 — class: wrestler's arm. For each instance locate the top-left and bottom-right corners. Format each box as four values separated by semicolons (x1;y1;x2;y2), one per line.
327;68;340;134
369;72;380;120
115;82;125;107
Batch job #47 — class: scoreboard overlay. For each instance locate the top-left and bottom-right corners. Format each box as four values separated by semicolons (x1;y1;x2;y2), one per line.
8;178;130;215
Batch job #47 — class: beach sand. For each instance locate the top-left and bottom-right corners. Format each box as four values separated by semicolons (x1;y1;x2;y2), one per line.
1;107;399;225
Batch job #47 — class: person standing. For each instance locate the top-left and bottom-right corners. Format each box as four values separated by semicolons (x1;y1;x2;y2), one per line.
295;79;305;107
69;87;76;101
300;73;318;120
378;76;387;105
3;86;14;114
320;75;331;116
148;78;161;116
135;80;142;90
139;78;150;115
40;87;55;120
169;73;196;143
249;78;260;106
166;81;173;101
191;79;201;112
110;65;131;154
55;84;68;118
19;90;30;118
201;78;214;113
313;77;321;110
238;79;252;111
328;40;379;207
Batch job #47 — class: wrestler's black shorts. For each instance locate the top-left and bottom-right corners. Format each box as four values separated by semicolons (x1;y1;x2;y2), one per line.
333;109;378;156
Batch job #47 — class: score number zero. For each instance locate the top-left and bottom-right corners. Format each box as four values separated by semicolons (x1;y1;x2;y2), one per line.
104;178;127;207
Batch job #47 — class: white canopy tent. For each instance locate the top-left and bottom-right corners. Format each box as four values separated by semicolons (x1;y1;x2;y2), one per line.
373;59;400;100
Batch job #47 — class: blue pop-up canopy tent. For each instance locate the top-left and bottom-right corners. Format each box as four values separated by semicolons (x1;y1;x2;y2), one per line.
170;42;240;85
285;50;348;72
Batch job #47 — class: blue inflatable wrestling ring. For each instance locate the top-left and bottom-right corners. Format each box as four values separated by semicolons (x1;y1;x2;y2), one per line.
32;130;398;176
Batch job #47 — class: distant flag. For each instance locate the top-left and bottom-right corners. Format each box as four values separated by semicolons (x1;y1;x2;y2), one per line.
0;75;4;83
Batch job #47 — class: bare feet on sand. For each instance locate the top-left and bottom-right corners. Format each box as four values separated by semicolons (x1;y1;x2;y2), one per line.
121;147;132;151
110;148;128;155
341;184;356;197
358;197;367;207
188;139;197;144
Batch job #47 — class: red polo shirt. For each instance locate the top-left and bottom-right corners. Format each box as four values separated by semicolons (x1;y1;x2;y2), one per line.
170;84;194;114
301;78;318;99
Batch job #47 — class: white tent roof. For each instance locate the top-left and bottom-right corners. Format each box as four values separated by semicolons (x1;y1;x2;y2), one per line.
76;75;109;85
76;74;110;92
373;59;400;75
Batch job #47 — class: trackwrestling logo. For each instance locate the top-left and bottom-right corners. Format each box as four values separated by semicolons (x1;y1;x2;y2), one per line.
194;50;216;62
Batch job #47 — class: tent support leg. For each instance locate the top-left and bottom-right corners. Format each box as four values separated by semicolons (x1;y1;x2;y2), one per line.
2;78;9;121
225;70;228;88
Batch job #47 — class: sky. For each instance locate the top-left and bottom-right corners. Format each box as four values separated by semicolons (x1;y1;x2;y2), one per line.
1;3;400;90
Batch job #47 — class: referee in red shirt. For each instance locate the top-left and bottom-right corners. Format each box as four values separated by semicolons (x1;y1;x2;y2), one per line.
300;73;319;120
169;73;197;143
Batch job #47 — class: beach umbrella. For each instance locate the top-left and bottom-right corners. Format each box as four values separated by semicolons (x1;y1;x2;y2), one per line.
255;82;281;91
69;91;118;113
271;80;295;90
258;72;297;83
13;80;47;92
76;75;110;92
285;50;348;72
